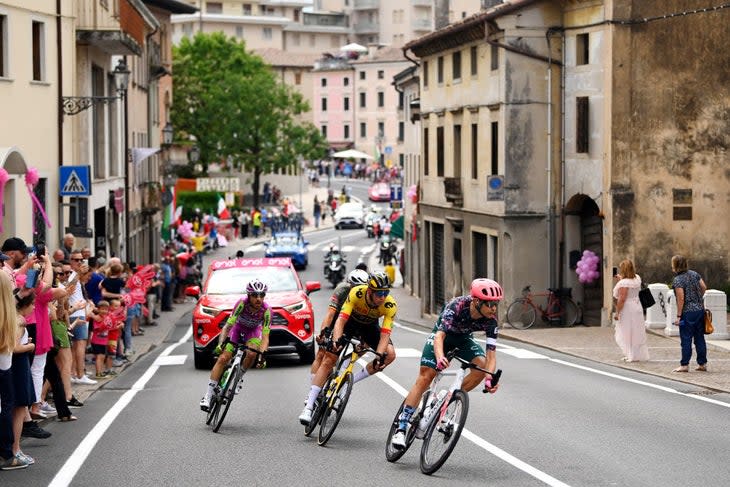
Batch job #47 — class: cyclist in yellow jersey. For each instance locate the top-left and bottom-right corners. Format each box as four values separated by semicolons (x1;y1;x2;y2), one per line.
299;271;397;425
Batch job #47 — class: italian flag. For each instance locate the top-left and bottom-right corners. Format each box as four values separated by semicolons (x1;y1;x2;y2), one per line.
217;194;231;219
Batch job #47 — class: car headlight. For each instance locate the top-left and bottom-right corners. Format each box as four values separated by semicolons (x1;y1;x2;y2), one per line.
200;305;223;317
283;300;307;314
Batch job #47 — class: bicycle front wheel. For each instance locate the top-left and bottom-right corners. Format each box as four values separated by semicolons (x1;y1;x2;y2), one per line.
506;299;537;329
560;298;579;327
212;365;243;433
317;372;353;446
385;399;419;462
420;390;469;475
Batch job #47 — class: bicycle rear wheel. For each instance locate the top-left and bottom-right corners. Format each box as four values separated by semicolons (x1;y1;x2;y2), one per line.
506;299;536;329
560;298;579;327
317;372;353;446
419;390;469;475
385;400;419;462
212;365;243;433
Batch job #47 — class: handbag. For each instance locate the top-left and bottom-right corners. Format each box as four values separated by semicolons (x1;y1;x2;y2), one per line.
704;309;714;335
638;287;656;310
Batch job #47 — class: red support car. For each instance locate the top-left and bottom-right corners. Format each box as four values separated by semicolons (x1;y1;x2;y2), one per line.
186;257;321;369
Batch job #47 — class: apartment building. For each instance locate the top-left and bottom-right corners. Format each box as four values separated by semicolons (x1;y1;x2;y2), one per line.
312;55;355;150
350;46;410;168
346;0;482;47
172;1;348;54
404;0;730;324
0;0;195;262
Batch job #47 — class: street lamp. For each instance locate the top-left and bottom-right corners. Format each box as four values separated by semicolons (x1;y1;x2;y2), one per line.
162;122;174;146
61;58;131;116
188;145;200;164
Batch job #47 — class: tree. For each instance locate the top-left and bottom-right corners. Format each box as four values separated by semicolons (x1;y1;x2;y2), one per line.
171;32;327;207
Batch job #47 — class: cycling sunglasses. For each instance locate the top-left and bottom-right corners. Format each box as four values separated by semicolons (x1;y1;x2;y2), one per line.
248;292;266;298
373;290;390;298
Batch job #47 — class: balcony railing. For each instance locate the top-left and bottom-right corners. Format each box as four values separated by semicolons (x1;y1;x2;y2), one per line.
412;18;433;31
354;0;379;10
443;177;463;207
354;22;379;34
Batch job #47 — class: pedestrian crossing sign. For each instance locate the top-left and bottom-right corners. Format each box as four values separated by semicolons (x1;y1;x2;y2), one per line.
59;166;91;196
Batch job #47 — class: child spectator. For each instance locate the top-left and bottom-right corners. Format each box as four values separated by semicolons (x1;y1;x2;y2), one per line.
88;301;113;380
106;299;126;372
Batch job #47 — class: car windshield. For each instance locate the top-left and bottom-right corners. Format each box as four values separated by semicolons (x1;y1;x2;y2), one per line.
205;267;299;295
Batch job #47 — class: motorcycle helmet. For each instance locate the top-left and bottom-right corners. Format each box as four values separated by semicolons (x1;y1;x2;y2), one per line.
367;271;391;291
470;278;502;302
246;279;268;294
348;269;369;286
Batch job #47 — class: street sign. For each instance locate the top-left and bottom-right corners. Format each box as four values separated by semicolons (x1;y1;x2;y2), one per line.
59;166;91;196
390;184;402;202
384;146;393;155
487;175;504;201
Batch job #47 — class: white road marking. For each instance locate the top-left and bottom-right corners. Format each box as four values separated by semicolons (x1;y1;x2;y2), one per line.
373;370;571;487
393;347;422;358
393;321;730;408
49;328;193;487
153;354;188;366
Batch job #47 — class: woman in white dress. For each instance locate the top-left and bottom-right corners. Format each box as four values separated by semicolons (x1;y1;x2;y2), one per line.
613;259;649;362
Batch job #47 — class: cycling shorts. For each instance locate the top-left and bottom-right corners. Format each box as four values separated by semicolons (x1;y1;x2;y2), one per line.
420;332;484;369
342;317;392;351
223;336;262;354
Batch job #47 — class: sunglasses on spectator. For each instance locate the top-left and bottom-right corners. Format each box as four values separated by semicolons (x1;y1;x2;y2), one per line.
373;290;390;297
71;258;84;262
60;271;71;276
248;292;265;298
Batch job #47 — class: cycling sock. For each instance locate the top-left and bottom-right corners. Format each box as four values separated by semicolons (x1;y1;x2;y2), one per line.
306;385;322;410
206;381;216;396
398;405;416;431
353;367;370;384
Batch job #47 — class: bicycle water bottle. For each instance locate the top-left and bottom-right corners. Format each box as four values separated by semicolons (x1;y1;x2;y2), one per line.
220;369;230;388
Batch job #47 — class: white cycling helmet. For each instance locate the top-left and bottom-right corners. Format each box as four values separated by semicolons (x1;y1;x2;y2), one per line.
347;269;369;286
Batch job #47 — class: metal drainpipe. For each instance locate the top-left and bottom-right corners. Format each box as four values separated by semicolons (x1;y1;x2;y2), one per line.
124;56;130;262
546;38;554;289
56;0;64;246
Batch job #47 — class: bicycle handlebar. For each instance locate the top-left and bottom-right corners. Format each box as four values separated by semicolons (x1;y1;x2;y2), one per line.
343;337;386;361
444;348;503;391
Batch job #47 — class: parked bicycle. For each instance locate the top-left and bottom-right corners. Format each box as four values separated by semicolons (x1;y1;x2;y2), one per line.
385;348;502;475
506;285;579;329
303;337;386;446
205;343;263;433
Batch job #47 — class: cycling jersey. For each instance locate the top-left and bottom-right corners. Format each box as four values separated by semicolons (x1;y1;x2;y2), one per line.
226;297;271;344
338;284;397;334
434;295;498;349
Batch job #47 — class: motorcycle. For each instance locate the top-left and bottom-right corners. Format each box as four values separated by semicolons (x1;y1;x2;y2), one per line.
324;252;346;288
379;235;397;264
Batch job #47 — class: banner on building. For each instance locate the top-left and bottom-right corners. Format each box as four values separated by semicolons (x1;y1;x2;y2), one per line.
196;177;241;192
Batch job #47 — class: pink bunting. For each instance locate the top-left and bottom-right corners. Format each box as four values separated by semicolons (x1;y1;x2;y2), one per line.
0;168;8;232
24;167;52;234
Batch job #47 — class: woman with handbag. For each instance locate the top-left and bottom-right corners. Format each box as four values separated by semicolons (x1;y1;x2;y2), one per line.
671;255;708;372
613;259;649;362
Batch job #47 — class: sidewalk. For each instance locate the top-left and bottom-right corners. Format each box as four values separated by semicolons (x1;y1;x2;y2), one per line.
386;277;730;393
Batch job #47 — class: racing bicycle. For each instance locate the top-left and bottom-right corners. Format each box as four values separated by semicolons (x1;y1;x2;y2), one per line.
205;343;263;433
385;349;502;475
303;337;385;446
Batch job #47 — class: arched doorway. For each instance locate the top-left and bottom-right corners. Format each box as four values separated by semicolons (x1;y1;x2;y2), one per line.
0;146;29;240
564;194;603;325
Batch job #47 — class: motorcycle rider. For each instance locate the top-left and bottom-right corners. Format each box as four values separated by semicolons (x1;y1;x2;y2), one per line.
323;243;346;278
